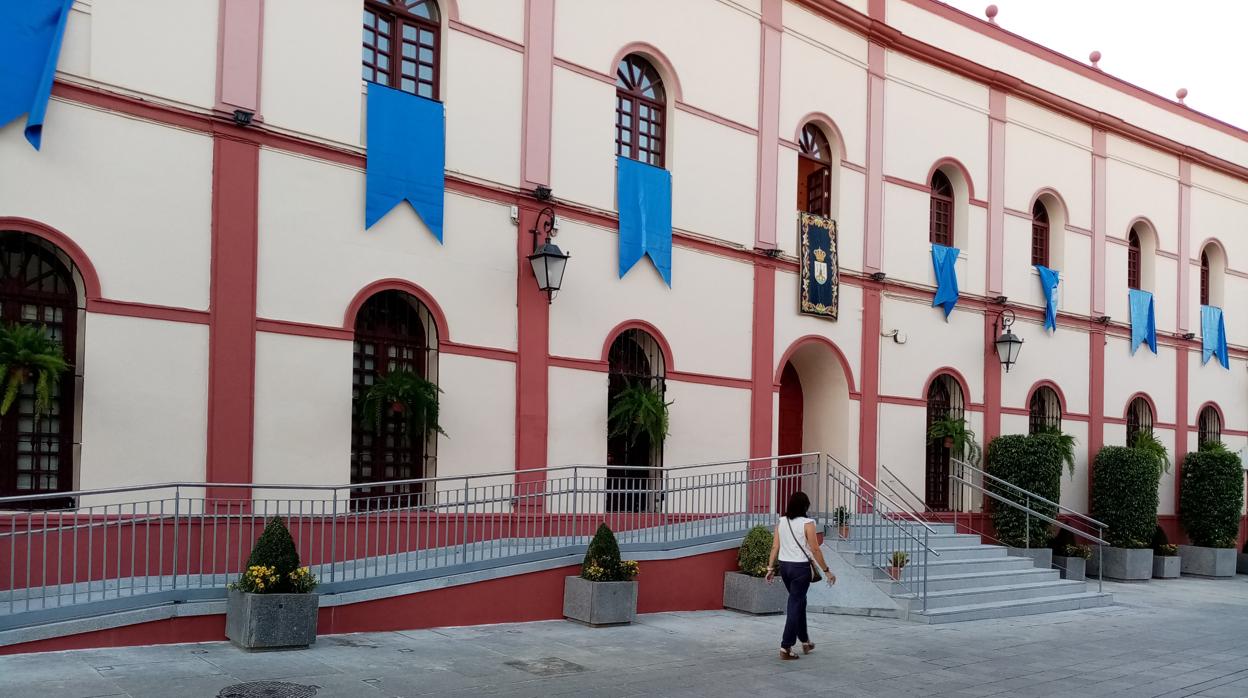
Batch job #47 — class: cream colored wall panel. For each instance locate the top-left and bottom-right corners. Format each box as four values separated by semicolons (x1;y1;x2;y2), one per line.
882;80;988;190
444;38;523;186
554;0;760;128
1004;124;1091;230
1106;135;1179;178
773;272;863;388
1188;352;1248;436
79;315;208;490
436;354;516;477
887;52;989;112
1006;97;1091;150
550;69;616;212
664;382;750;467
1106;158;1179;253
1155;427;1176;516
1190;164;1248;202
1190;186;1248;271
1103;243;1129;323
671;115;757;248
775;148;799;253
1103;338;1176;424
256;151;517;349
90;0;217;107
1001;217;1046;309
253;333;352;488
1153;257;1178;334
783;1;869;61
548;221;753;379
58;6;92;79
837;171;866;273
880;185;982;295
548;367;608;467
455;0;525;43
878;403;982;505
779;32;868;164
0;103;212;310
878;296;983;400
999;322;1090;415
1061;234;1092;318
262;0;361;144
1223;276;1248;346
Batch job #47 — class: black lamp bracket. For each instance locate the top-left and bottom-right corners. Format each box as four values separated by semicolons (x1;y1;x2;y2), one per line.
530;207;556;253
994;308;1016;335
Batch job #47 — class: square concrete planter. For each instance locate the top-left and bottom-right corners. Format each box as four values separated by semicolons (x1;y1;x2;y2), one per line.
563;576;638;626
1086;546;1152;582
1152;555;1180;579
1238;553;1248;575
225;590;318;650
1177;545;1237;578
1007;547;1053;569
723;571;787;615
1052;555;1086;581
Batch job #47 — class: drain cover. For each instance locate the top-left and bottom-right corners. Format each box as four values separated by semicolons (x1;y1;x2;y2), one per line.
504;657;586;677
217;681;319;698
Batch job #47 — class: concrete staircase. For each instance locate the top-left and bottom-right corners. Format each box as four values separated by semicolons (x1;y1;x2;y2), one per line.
829;519;1112;624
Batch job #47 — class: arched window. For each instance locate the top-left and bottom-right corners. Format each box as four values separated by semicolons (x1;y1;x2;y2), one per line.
615;55;666;167
606;328;666;512
929;170;954;246
1127;229;1141;290
1126;396;1153;446
1028;386;1062;434
351;290;439;504
1200;250;1210;306
363;0;441;100
925;373;964;511
1031;200;1050;267
0;234;80;506
1197;405;1222;448
798;124;832;217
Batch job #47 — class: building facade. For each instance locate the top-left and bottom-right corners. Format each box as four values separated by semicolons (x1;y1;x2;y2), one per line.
0;0;1245;537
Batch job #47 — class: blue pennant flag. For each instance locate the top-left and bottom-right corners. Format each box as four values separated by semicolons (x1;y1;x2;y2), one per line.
1128;288;1157;355
365;83;445;241
1035;265;1060;332
0;0;74;150
930;244;960;318
617;156;672;286
1201;305;1229;369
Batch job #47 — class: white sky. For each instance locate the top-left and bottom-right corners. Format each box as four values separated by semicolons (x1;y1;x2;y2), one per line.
938;0;1248;129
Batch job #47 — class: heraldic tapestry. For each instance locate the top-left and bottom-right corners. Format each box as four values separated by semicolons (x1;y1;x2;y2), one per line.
799;213;839;320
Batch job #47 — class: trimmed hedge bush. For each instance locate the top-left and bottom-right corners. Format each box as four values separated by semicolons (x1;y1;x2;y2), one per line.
986;434;1063;547
581;523;638;581
1179;447;1244;547
737;525;773;577
1091;446;1160;549
244;517;302;593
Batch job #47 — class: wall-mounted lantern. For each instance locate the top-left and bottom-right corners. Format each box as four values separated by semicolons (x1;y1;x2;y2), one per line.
993;309;1023;372
527;206;569;303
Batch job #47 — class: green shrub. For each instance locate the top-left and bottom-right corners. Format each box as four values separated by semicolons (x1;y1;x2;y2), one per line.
738;525;773;577
1091;447;1160;549
1130;429;1171;474
1179;448;1244;547
986;434;1063;547
580;523;638;581
239;517;303;593
1150;525;1169;551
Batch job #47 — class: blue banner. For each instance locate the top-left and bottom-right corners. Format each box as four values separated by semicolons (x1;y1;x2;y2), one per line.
365;83;445;241
931;244;960;318
1201;305;1229;369
1035;265;1060;332
798;213;839;320
0;0;74;150
1128;288;1156;355
617;156;672;287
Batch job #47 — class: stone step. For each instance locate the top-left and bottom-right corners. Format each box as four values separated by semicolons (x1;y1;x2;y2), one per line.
880;567;1061;593
904;579;1089;610
914;591;1113;624
847;545;1008;566
889;556;1037;577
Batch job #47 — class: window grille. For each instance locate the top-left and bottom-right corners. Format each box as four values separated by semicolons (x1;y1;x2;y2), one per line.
615;55;666;167
363;0;441;100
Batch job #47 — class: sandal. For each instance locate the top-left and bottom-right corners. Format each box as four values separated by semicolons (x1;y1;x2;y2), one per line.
802;642;815;655
780;648;800;660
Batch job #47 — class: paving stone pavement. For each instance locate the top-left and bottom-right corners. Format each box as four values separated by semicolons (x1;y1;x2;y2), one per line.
2;575;1247;698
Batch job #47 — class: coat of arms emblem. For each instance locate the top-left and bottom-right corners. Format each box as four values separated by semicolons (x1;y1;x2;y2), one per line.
813;247;828;285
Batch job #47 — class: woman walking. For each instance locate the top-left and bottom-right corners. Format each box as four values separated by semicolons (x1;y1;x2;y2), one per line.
766;491;835;660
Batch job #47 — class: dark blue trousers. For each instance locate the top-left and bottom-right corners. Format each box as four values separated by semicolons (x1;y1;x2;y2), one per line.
779;560;811;648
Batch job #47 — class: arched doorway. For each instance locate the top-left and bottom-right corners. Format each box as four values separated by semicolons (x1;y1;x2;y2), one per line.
0;233;81;506
925;373;965;511
777;362;804;508
606;328;666;513
774;337;853;507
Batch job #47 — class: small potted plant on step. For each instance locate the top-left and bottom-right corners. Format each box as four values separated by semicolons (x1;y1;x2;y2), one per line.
226;517;319;650
1177;442;1243;578
887;551;909;580
1050;530;1090;581
834;506;851;539
564;523;640;626
723;525;788;614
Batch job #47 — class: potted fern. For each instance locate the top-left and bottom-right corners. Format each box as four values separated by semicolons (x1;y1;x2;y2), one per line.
564;523;640;625
226;517;319;650
926;416;981;465
608;382;672;453
358;370;446;438
0;323;70;420
723;525;787;614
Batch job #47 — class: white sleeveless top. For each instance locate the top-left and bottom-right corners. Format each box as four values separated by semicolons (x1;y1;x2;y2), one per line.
777;516;815;563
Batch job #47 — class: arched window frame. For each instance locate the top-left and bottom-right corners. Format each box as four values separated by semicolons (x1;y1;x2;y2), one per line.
929;170;955;247
1028;385;1062;435
363;0;443;100
1200;250;1210;306
1125;396;1154;445
1198;241;1227;308
924;372;965;512
797;123;833;218
1197;404;1222;448
615;54;667;167
1126;221;1159;292
605;327;667;513
1127;229;1142;290
1031;200;1050;268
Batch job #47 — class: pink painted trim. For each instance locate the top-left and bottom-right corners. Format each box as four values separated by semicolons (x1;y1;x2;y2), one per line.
256;318;353;341
1122;392;1160;421
1028;187;1070;221
762;0;783;29
669;371;752;390
1177;160;1192;332
859;287;881;483
1024;380;1068;413
89;300;209;325
882;175;932;195
863;42;885;272
1193;400;1226;429
0;217;102;300
515;206;552;483
754;12;782;249
441;341;519;363
772;335;858;394
793;112;847;158
868;0;885;19
676;102;756;136
600;319;676;371
749;264;776;461
927;157;978;200
215;0;264;113
841;160;867;174
924;367;973;405
439;0;460;21
549;355;608;372
609;42;684;103
1175;346;1190;514
552;58;614;85
982;314;1001;444
1091;130;1107;316
1066;225;1093;237
986;88;1006;295
448;19;523;53
520;0;555;188
344;279;452;340
1195;237;1228;264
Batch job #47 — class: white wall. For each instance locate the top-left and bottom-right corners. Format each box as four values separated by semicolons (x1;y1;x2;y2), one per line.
87;0;219;108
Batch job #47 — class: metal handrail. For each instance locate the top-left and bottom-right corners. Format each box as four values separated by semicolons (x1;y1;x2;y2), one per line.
950;457;1106;531
825;456;937;534
877;464;939;527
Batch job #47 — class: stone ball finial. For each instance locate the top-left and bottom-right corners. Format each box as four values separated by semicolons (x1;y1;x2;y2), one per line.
985;4;998;22
1089;51;1102;69
1176;88;1188;104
